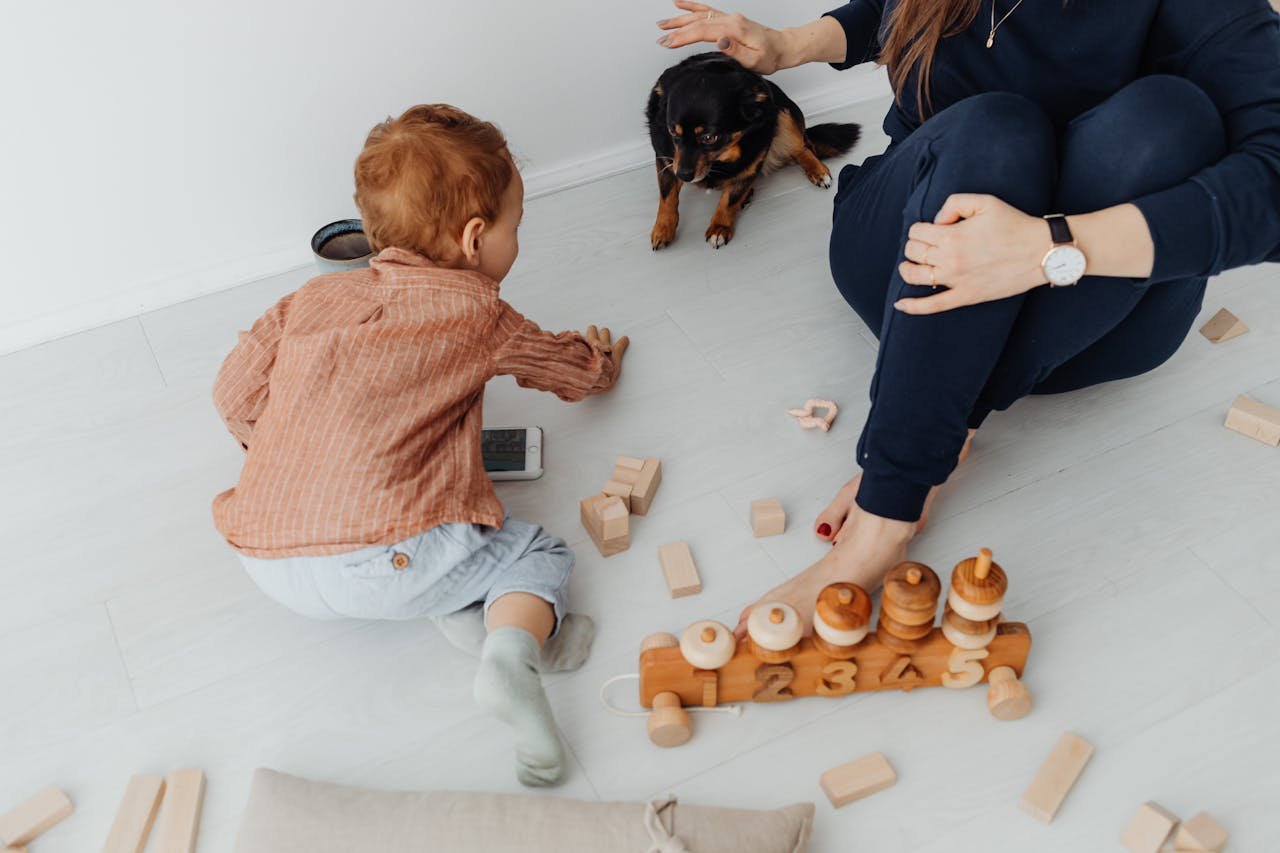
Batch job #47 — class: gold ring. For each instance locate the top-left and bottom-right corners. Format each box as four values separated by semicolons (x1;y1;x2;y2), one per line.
924;244;934;266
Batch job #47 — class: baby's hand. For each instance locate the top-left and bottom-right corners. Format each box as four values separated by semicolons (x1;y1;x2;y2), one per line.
585;325;630;372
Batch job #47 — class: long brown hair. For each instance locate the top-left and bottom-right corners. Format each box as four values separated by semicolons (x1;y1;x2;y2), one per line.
880;0;983;115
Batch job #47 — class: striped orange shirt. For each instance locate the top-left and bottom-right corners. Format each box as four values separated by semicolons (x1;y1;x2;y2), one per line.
211;247;619;557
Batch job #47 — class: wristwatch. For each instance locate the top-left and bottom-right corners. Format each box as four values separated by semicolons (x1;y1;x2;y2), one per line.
1041;214;1087;287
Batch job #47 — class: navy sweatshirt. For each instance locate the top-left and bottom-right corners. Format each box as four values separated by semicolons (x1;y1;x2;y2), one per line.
824;0;1280;283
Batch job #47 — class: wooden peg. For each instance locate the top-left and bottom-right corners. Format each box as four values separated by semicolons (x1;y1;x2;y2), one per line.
986;665;1032;720
950;549;1008;604
647;692;692;747
1018;733;1094;823
1224;395;1280;446
102;775;166;853
152;769;205;853
1173;811;1229;851
0;785;73;847
658;541;702;598
1120;801;1179;853
819;753;897;808
1199;307;1248;344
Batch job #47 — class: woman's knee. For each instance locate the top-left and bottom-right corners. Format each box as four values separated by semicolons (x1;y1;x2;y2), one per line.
1060;75;1226;208
927;93;1057;208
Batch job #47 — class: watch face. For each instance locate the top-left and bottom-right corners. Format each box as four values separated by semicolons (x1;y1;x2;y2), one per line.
1044;245;1086;286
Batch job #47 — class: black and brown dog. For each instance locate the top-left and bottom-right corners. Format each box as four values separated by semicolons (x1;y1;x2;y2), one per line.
646;52;860;250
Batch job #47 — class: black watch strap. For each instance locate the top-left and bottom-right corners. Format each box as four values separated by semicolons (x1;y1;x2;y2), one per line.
1045;213;1073;245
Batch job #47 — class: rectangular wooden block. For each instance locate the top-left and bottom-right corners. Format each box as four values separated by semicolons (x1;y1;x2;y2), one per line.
1224;395;1280;446
1120;801;1178;853
0;785;73;847
152;769;205;853
1173;811;1229;851
102;774;166;853
580;494;630;557
658;541;701;598
629;457;663;516
750;498;786;537
616;455;646;472
602;478;633;501
1018;732;1094;823
1199;307;1248;343
819;752;897;808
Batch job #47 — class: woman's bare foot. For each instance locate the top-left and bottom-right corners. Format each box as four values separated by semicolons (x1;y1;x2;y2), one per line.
734;507;915;638
814;430;976;542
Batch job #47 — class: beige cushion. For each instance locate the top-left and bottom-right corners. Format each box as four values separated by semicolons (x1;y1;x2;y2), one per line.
234;768;814;853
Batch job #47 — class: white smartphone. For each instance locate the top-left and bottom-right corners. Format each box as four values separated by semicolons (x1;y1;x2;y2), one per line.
482;427;543;481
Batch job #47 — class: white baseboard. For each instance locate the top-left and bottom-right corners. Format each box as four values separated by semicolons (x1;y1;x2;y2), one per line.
1;69;888;357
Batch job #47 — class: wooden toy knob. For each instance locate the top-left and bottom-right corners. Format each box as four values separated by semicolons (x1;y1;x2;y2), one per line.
641;632;679;653
679;620;736;670
950;548;1008;604
947;589;1003;622
883;561;941;610
648;691;692;747
746;601;802;651
986;666;1032;721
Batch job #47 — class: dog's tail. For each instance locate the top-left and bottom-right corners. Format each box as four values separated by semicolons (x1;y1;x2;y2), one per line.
806;122;861;159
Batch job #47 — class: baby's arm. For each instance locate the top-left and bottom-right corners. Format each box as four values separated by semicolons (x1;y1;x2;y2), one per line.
490;302;627;401
212;292;294;447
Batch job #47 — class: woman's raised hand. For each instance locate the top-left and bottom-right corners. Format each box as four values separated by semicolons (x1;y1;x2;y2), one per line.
656;0;787;74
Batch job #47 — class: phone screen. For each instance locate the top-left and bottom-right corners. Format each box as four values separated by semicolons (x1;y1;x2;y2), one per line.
481;428;528;472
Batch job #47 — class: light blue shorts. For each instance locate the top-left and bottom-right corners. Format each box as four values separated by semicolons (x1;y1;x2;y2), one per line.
237;517;572;635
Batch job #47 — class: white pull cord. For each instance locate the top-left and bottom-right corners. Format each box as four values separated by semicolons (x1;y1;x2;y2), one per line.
599;673;743;718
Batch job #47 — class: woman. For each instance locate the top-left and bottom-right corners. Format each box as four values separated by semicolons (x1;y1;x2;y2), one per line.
656;0;1280;632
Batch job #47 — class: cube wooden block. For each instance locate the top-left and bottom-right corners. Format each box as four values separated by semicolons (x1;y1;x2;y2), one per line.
658;541;701;598
750;498;786;537
152;769;205;853
603;455;662;515
1173;811;1229;851
1018;732;1094;823
581;494;630;557
0;785;73;847
102;775;166;853
819;752;897;808
1120;801;1179;853
1224;395;1280;446
1199;307;1248;343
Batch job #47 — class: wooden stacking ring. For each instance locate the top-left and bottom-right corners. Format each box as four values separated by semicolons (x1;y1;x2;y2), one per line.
880;597;937;626
882;561;941;610
943;603;998;634
679;620;736;671
747;602;803;662
942;619;998;650
876;624;930;654
947;588;1002;622
950;547;1008;605
813;583;871;645
876;608;934;640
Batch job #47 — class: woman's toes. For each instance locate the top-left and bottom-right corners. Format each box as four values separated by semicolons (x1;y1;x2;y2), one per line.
815;475;861;541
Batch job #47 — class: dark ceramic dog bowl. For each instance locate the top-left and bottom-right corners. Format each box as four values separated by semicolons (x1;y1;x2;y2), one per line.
311;219;373;272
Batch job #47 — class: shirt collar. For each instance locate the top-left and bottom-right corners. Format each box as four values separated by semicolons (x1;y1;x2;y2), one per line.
370;246;498;288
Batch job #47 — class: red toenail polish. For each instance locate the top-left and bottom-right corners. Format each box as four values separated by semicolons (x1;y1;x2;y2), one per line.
817;523;832;537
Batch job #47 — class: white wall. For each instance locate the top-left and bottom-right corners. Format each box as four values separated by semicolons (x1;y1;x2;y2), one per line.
0;1;886;354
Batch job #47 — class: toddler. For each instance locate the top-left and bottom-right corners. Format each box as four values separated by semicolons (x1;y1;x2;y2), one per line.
211;104;627;786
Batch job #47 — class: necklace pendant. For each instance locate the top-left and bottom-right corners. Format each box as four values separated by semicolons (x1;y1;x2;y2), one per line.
985;31;995;48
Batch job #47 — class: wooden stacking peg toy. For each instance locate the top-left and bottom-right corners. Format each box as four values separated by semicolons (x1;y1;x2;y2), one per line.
986;665;1033;720
812;583;872;659
747;602;804;663
876;562;941;654
945;548;1007;638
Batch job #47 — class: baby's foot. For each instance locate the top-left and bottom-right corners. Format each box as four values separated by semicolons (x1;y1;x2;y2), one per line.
541;613;595;672
474;627;565;786
431;606;487;657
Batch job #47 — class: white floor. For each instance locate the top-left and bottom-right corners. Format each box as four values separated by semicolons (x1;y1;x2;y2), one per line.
3;98;1279;852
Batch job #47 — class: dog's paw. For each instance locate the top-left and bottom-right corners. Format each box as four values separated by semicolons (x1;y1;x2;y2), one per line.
705;223;734;249
650;223;677;251
806;166;833;189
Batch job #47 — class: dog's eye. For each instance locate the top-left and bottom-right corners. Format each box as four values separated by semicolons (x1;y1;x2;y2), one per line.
698;133;719;146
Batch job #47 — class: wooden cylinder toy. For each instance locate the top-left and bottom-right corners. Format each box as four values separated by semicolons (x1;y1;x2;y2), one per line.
648;691;693;747
986;666;1032;720
812;583;872;659
679;621;736;671
747;602;803;663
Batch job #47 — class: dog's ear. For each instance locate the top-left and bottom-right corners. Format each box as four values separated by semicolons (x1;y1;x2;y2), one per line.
740;84;771;123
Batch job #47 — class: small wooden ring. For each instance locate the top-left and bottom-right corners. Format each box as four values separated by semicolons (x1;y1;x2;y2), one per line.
679;620;736;670
943;604;998;634
876;625;929;654
876;609;933;640
947;589;1002;622
880;597;937;626
942;619;997;650
746;601;803;651
883;561;941;610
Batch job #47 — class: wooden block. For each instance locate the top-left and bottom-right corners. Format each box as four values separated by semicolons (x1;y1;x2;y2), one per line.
819;752;897;808
1018;732;1094;823
616;454;646;472
0;785;73;847
1199;307;1248;343
152;769;204;853
750;498;787;538
580;493;630;557
102;775;166;853
602;478;633;501
1120;801;1179;853
1173;811;1229;851
1224;395;1280;446
658;541;701;598
629;457;663;516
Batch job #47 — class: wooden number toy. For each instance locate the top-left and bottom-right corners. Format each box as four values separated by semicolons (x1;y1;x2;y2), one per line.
637;549;1033;745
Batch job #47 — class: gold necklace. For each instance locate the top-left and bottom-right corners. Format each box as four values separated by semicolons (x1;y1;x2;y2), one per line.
986;0;1026;48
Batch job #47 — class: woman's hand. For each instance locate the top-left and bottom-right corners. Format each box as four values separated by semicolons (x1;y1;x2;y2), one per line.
656;0;787;74
896;193;1050;315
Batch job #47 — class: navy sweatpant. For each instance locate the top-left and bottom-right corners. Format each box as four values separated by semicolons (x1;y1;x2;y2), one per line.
830;75;1227;522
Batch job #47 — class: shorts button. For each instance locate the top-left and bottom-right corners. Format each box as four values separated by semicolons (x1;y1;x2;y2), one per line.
391;552;410;570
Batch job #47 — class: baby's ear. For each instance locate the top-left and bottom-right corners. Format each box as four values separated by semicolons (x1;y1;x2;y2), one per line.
459;216;486;267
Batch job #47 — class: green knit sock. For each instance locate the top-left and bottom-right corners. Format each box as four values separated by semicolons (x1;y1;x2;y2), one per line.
474;627;565;786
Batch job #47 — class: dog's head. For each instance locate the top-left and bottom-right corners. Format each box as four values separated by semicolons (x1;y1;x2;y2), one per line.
662;62;773;184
